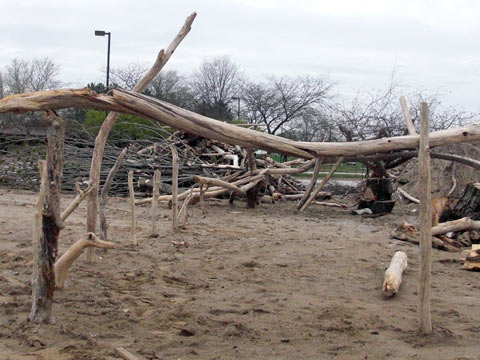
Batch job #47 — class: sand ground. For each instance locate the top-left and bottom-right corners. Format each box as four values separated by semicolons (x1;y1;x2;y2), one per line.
0;187;479;360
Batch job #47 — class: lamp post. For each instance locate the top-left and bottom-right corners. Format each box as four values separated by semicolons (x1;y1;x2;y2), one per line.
232;96;241;120
94;30;111;89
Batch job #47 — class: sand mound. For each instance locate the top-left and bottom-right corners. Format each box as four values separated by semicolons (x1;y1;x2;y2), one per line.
395;141;480;199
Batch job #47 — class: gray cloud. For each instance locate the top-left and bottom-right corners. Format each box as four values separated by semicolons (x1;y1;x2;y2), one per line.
1;0;478;111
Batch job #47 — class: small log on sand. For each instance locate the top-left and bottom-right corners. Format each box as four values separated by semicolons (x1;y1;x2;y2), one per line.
382;251;408;297
55;233;115;289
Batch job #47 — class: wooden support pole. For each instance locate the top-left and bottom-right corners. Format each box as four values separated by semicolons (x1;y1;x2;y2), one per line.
171;146;179;230
246;148;258;208
151;169;161;236
85;13;196;262
128;171;137;246
100;147;127;242
418;101;432;334
55;233;115;289
32;160;48;288
299;156;344;212
382;251;408;297
297;158;323;210
199;184;207;213
30;112;65;323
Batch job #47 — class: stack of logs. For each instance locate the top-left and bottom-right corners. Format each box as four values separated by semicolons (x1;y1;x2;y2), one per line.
392;183;480;257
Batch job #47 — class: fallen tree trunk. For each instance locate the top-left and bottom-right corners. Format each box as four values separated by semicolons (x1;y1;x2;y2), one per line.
382;251;408;297
3;89;480;159
463;244;480;271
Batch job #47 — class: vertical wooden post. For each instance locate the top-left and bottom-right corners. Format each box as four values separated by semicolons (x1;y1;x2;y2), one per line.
246;148;258;208
32;160;48;289
171;146;179;230
151;169;161;236
418;101;432;334
30;114;65;323
128;171;137;246
199;184;206;213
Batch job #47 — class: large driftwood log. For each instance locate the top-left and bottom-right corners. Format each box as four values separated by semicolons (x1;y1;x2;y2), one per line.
55;233;115;289
431;217;480;236
84;12;196;262
3;89;480;159
382;251;408;297
454;183;480;220
417;102;432;334
100;147;127;241
30;112;65;323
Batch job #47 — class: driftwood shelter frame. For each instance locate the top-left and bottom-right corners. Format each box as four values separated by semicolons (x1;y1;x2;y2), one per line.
1;11;479;334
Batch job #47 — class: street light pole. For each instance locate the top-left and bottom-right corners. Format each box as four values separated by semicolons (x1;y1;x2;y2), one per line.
94;30;111;89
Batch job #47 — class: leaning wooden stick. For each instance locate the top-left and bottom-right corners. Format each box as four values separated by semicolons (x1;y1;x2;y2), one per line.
171;146;179;230
61;181;93;222
299;156;344;211
100;147;127;241
400;96;417;136
84;12;197;262
297;157;323;210
418;102;432;334
128;171;137;246
382;251;408;297
55;233;115;289
151;169;161;236
114;347;140;360
177;187;194;228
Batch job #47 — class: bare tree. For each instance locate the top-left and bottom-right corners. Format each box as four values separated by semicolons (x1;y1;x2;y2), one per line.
110;61;149;90
190;56;243;120
3;58;61;94
241;75;333;135
148;70;193;109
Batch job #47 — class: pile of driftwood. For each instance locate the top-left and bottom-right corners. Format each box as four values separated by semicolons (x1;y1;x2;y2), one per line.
392;183;480;253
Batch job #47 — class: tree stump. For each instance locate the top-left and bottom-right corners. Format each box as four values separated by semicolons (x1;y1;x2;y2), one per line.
453;183;480;220
358;178;395;214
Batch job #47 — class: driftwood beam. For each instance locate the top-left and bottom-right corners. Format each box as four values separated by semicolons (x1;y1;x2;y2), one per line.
3;89;480;158
61;181;93;222
193;175;246;195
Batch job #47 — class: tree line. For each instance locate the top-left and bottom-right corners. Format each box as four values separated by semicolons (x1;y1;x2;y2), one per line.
0;56;477;142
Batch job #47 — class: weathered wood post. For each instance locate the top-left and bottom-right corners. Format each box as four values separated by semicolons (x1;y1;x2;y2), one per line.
246;148;258;208
418;101;433;334
151;169;161;236
171;146;179;230
128;171;137;246
30;113;65;323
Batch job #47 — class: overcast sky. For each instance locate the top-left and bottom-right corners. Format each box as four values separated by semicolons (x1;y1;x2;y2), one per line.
1;0;479;112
